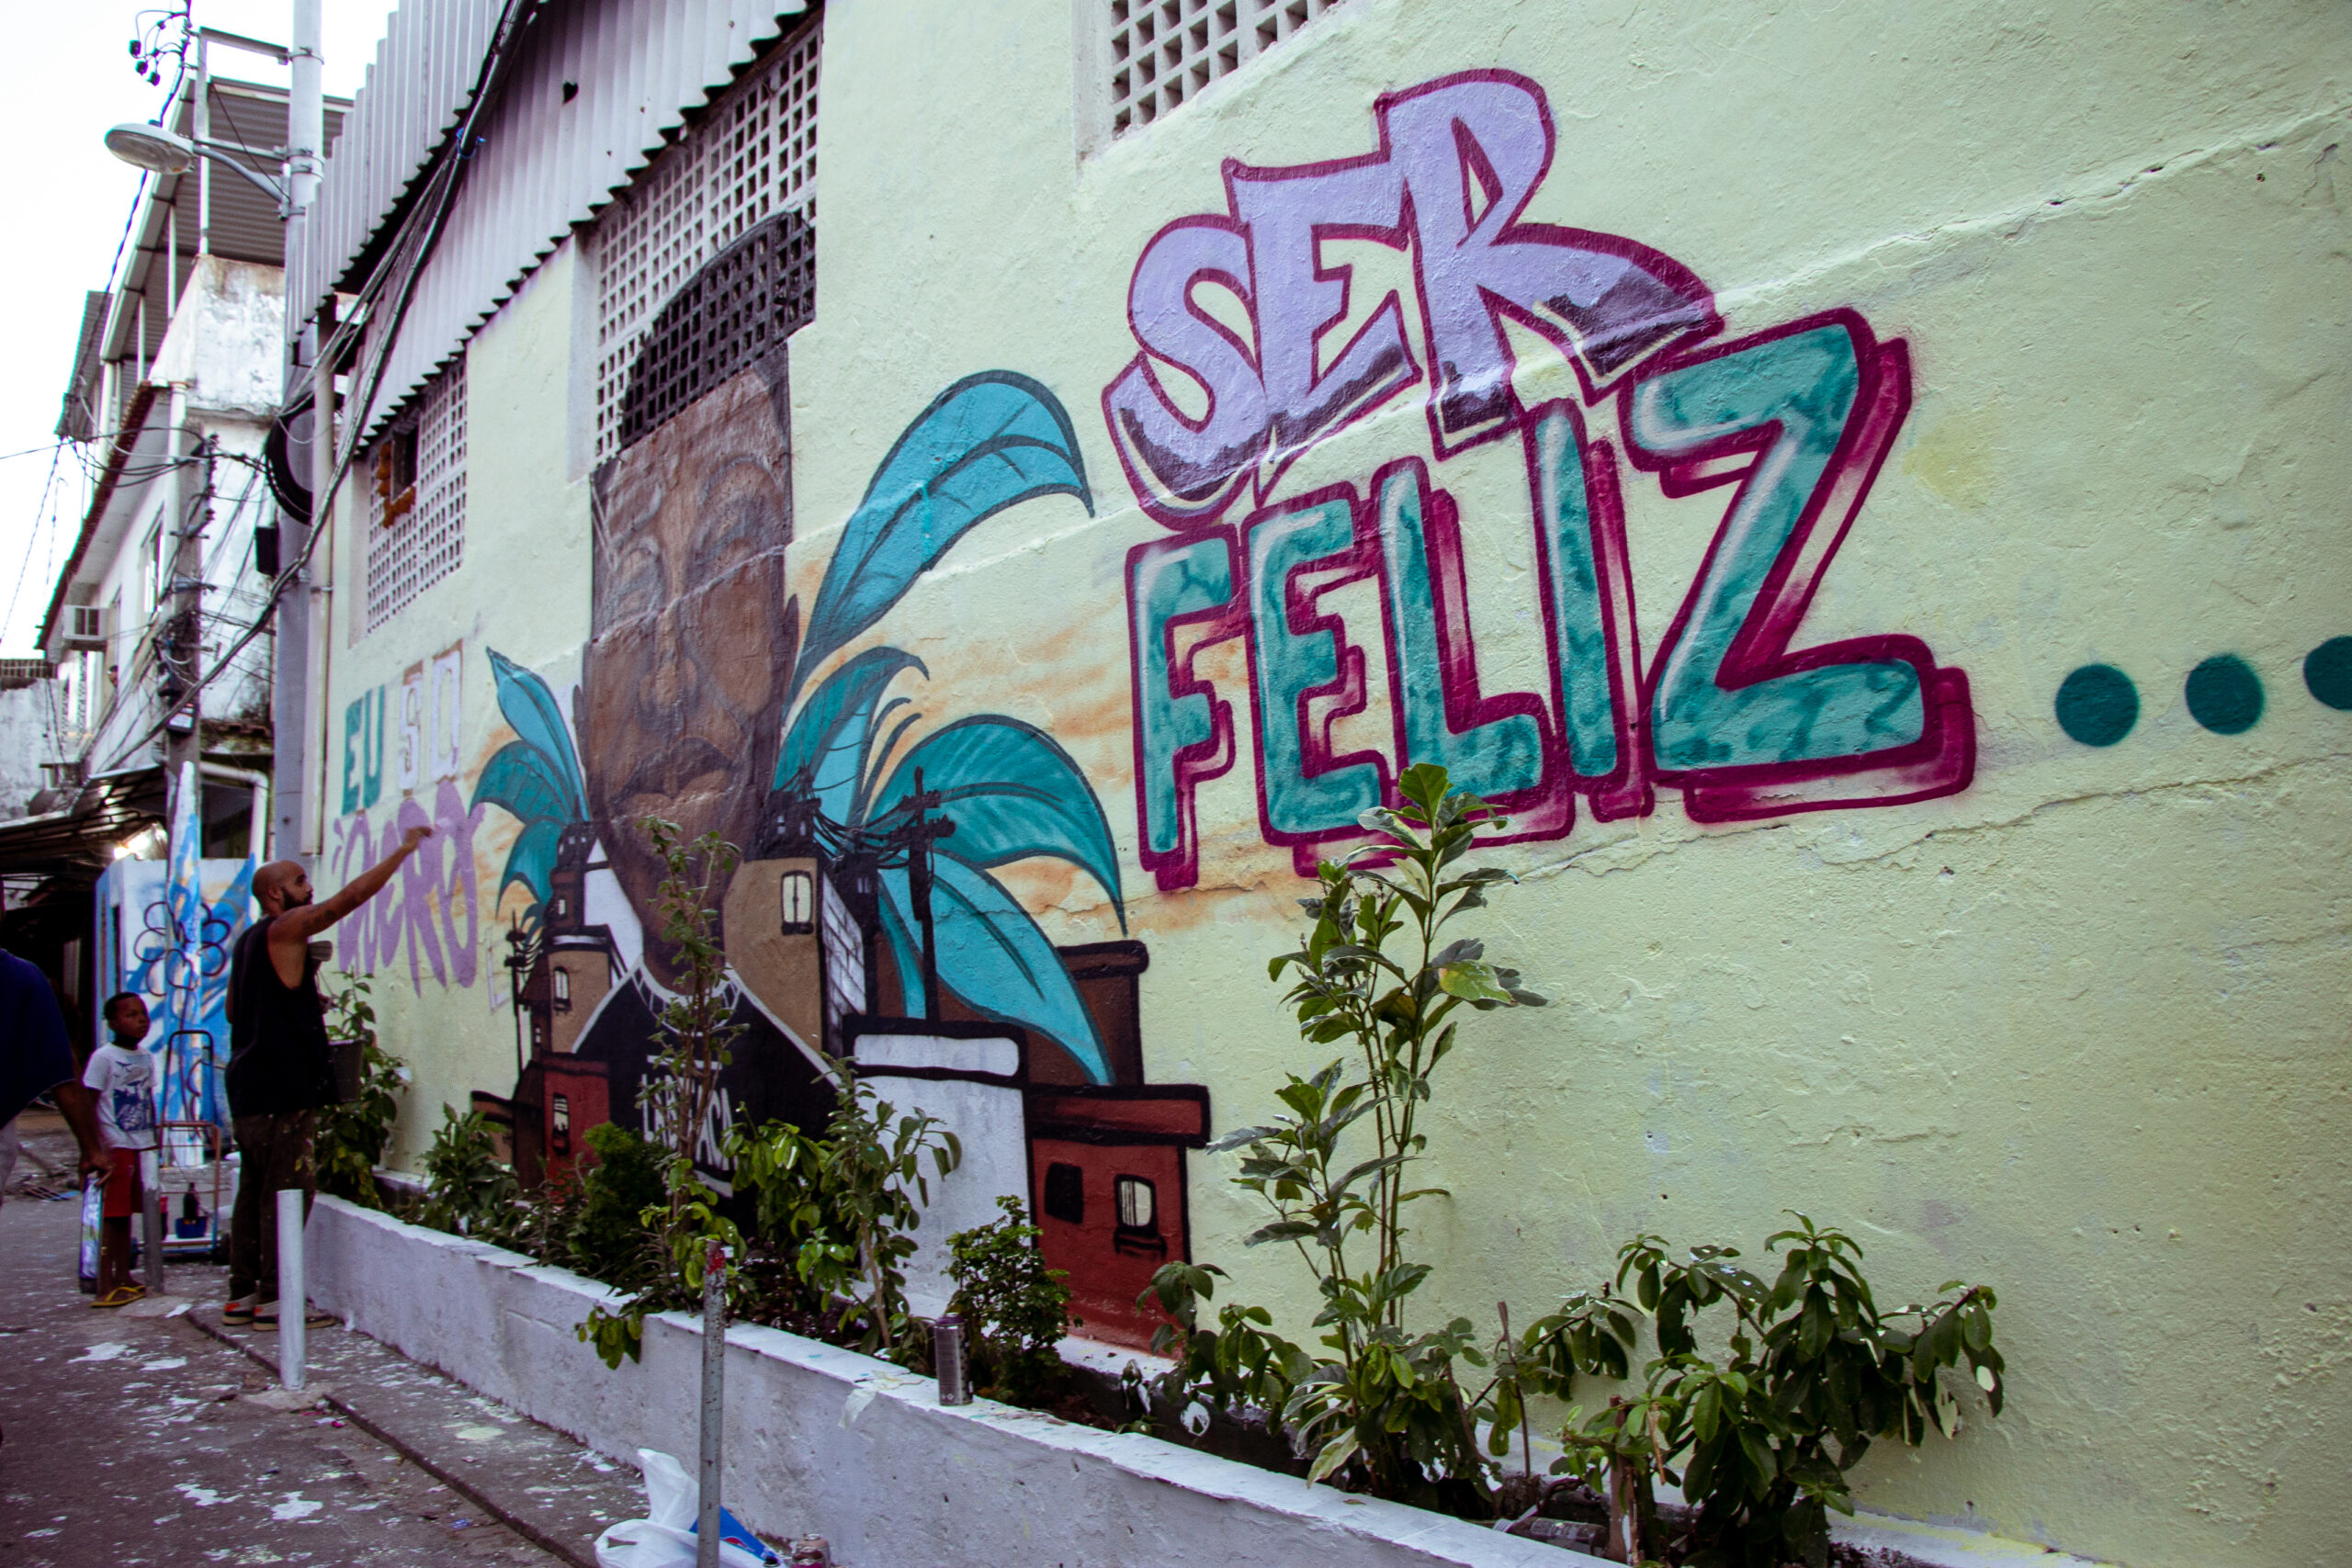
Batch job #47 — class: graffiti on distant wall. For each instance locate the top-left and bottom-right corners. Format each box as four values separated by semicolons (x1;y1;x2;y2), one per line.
1111;70;1978;886
331;644;484;990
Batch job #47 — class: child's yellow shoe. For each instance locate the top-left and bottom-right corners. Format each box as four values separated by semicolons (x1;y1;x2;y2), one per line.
91;1285;146;1308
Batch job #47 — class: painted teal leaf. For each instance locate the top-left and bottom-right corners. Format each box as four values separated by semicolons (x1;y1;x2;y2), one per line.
487;649;584;818
870;716;1125;930
471;740;578;830
794;374;1091;697
775;648;927;821
877;856;1110;1085
500;818;565;906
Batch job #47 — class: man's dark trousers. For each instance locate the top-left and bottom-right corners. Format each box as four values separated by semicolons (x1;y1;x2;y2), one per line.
228;1111;315;1304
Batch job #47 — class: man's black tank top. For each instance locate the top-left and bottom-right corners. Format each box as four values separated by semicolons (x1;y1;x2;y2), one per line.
225;915;336;1118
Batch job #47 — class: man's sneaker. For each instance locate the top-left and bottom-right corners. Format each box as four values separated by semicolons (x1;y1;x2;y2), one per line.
252;1303;334;1332
221;1297;257;1326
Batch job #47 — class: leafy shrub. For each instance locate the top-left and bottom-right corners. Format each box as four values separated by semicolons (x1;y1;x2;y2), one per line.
727;1055;960;1359
565;1122;668;1286
416;1107;517;1235
1555;1218;2003;1568
315;974;408;1206
1141;764;2009;1547
946;1196;1071;1404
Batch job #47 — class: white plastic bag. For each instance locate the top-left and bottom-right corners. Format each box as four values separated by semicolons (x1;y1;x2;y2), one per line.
594;1449;778;1568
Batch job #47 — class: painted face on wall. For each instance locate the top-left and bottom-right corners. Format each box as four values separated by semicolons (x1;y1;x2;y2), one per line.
585;364;794;981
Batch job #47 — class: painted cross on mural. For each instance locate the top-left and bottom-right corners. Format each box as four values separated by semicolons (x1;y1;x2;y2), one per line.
1114;70;1975;886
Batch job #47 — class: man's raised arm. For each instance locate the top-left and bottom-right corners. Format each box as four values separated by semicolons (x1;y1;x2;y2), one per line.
270;825;434;948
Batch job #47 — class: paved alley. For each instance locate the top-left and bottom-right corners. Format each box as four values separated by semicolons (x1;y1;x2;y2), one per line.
0;1117;636;1568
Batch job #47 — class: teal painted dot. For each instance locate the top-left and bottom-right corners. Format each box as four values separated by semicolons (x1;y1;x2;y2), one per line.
2185;653;2264;735
2055;663;2138;747
2303;637;2352;711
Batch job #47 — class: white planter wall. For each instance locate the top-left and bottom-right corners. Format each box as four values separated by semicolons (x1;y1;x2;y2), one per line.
303;1196;1584;1567
303;1197;2102;1568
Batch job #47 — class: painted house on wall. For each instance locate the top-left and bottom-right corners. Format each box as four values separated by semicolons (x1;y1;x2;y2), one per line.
281;3;2350;1564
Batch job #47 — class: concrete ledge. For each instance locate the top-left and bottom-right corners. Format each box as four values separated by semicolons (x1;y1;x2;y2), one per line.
303;1196;2105;1568
305;1195;1587;1566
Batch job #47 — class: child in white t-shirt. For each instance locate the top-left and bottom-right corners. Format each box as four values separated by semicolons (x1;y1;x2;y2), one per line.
81;992;158;1306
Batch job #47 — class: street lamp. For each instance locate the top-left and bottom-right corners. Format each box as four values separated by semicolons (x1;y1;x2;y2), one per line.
104;121;293;212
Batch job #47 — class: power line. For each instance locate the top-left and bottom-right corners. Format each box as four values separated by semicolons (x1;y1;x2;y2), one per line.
3;446;67;648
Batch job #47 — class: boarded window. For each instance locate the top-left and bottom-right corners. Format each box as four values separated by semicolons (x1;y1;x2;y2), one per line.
593;15;820;462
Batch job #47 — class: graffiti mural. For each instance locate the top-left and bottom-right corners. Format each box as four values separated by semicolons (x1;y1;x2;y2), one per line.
1114;70;1977;887
102;766;252;1133
330;647;486;991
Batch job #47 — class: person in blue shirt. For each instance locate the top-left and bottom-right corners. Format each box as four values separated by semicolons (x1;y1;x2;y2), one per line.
0;945;105;1204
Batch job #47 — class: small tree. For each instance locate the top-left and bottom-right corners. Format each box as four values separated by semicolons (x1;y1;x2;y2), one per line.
636;818;746;1213
1146;764;1549;1509
576;820;748;1369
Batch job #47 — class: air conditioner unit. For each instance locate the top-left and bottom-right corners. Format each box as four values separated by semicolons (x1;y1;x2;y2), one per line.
63;605;107;651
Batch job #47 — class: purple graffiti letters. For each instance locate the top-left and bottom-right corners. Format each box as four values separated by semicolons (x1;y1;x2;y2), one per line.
1382;75;1715;450
1103;72;1716;525
328;781;484;989
1103;220;1268;525
1114;75;1977;890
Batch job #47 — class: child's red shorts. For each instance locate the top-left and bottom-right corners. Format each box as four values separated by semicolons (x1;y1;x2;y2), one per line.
102;1148;145;1219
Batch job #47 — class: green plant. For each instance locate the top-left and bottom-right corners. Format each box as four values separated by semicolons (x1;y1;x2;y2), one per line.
315;974;407;1207
945;1196;1072;1403
416;1107;518;1235
1144;764;1550;1511
564;1122;669;1285
577;820;748;1369
1555;1217;2005;1568
728;1056;960;1359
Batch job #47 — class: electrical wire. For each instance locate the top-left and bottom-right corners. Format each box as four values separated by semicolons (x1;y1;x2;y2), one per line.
108;0;543;761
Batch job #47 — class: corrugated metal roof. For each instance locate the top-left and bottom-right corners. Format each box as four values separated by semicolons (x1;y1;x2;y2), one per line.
303;0;812;442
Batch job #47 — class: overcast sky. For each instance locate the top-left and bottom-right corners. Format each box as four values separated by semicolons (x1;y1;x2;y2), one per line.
0;1;400;655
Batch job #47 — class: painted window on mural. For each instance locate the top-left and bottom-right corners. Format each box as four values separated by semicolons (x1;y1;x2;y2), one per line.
592;14;820;461
1106;0;1343;137
779;868;815;934
1114;1174;1165;1256
1045;1161;1086;1225
363;354;466;633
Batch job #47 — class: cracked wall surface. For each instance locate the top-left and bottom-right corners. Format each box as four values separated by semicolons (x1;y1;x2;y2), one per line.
320;4;2349;1563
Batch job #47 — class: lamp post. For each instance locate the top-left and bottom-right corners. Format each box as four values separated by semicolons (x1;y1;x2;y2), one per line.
103;121;295;213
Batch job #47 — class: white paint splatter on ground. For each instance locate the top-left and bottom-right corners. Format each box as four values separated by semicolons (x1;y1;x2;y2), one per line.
176;1483;236;1506
454;1424;503;1443
270;1493;323;1521
141;1356;187;1371
70;1341;129;1363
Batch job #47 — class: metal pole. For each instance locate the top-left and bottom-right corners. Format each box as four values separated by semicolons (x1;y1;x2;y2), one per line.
166;414;205;828
276;1187;305;1391
272;0;324;863
288;0;322;216
141;1152;166;1299
697;1240;728;1568
195;34;211;255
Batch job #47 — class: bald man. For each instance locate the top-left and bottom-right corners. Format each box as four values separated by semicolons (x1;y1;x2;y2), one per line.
220;826;429;1330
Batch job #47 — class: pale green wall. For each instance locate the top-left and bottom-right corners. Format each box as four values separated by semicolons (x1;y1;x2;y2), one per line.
318;241;594;1167
319;5;2352;1563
